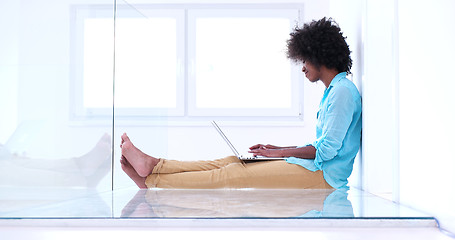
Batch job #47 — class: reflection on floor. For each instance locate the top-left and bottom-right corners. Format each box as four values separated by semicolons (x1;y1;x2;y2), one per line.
0;186;432;219
121;188;352;218
2;187;452;240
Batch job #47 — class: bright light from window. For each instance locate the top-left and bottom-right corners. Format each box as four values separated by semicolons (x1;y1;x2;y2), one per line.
115;18;177;108
195;18;292;109
77;6;301;118
83;18;114;109
83;18;178;109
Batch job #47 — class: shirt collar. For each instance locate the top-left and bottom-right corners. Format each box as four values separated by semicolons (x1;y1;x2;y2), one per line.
328;72;347;88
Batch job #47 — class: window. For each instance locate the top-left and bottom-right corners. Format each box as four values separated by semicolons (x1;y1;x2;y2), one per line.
114;9;185;117
71;4;304;120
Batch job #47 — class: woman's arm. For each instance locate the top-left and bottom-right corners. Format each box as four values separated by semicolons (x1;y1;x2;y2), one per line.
249;144;297;150
248;145;316;159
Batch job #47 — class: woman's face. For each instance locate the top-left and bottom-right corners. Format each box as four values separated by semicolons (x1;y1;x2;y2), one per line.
301;61;321;83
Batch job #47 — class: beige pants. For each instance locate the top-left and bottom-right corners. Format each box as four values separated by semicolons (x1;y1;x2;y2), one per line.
145;156;333;189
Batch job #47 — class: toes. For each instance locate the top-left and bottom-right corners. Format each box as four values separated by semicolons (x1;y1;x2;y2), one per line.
121;133;130;143
120;155;130;164
120;141;132;155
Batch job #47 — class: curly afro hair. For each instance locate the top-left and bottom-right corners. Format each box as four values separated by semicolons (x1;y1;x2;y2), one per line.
286;17;352;74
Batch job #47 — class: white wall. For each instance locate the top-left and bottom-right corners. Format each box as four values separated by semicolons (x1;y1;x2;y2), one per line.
361;0;455;234
360;0;399;198
397;0;455;233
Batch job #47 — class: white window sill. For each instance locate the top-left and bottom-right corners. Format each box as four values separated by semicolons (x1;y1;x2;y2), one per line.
67;117;305;127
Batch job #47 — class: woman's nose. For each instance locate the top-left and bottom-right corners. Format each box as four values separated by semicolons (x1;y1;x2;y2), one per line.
302;65;306;72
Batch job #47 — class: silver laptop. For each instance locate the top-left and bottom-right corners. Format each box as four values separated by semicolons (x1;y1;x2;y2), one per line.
211;121;285;161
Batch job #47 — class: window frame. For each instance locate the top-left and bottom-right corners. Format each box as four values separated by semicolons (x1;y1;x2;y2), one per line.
70;3;305;122
187;8;303;117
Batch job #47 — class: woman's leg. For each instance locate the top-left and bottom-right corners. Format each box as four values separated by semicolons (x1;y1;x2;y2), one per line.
153;156;241;174
121;133;240;177
146;160;333;189
120;133;243;187
121;155;241;189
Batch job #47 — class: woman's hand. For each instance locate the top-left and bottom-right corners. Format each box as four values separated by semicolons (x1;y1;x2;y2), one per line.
249;144;281;150
248;144;284;157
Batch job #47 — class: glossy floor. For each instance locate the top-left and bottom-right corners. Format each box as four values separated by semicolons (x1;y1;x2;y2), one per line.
1;227;454;240
2;187;454;240
0;187;432;219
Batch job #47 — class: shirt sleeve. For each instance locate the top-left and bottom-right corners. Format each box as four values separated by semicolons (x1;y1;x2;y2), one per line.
312;86;355;168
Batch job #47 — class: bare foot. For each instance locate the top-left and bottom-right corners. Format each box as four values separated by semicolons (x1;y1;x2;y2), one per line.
121;156;147;188
121;133;159;178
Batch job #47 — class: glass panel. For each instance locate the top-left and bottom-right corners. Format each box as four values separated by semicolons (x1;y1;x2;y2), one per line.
0;0;113;212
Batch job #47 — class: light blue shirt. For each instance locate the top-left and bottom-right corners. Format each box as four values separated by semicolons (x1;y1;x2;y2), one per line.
299;189;354;217
286;72;362;189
